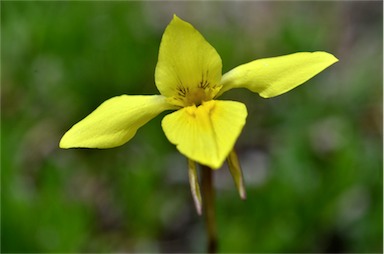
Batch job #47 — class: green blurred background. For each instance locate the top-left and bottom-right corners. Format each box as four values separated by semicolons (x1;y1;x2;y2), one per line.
1;1;382;253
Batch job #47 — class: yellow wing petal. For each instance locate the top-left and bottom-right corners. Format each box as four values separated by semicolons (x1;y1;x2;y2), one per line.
60;95;175;149
218;51;338;98
161;100;247;169
155;15;222;106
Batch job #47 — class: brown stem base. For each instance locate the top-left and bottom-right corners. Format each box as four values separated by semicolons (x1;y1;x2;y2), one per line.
201;165;218;253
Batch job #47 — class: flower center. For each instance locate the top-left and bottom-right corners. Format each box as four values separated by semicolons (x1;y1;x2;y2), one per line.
173;78;221;107
184;87;211;106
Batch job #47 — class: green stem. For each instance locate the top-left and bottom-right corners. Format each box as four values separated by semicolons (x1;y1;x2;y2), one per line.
201;165;218;253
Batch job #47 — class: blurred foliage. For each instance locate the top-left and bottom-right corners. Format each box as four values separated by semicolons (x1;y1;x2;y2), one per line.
1;1;382;253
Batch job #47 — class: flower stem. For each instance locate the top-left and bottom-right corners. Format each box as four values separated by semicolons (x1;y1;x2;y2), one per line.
201;165;217;253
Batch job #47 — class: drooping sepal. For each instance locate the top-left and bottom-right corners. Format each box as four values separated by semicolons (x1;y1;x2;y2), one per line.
227;149;246;200
188;159;202;215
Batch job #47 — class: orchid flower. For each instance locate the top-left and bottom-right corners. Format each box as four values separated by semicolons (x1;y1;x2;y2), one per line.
60;15;338;214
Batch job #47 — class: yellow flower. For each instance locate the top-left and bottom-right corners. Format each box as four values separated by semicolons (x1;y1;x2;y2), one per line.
60;15;337;203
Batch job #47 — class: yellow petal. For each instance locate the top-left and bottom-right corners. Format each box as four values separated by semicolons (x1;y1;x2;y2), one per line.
161;100;247;169
60;95;175;149
218;51;338;98
155;15;222;107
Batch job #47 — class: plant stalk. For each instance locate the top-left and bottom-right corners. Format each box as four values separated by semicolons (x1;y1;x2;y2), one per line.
201;165;217;253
